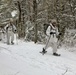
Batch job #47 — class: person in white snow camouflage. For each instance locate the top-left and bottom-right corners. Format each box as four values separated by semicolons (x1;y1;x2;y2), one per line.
42;19;61;56
0;27;3;41
0;26;5;41
5;18;17;45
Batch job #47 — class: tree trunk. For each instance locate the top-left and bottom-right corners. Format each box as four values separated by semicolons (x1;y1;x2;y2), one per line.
33;0;37;43
17;1;22;38
17;1;25;38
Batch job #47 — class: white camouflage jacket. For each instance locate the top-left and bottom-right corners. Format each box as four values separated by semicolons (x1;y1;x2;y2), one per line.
5;23;16;33
46;23;59;42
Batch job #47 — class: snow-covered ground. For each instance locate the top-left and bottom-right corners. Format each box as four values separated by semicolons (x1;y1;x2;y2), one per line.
0;39;76;75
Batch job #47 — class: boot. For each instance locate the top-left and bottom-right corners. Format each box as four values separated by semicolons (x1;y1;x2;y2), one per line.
53;53;61;56
42;48;47;53
11;41;14;45
0;39;2;41
7;43;10;45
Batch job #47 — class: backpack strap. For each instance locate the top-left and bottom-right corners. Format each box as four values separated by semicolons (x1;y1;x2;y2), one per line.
49;23;57;37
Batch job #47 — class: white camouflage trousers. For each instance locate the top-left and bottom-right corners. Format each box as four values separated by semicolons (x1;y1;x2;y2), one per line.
6;31;14;44
44;36;58;53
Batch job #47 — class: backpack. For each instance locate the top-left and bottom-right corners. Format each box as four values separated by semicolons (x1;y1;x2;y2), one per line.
43;23;50;35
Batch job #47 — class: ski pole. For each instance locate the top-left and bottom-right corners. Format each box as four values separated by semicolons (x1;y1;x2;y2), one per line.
44;35;51;50
16;33;18;45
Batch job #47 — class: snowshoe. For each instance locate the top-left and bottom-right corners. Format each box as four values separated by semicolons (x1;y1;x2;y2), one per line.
53;53;61;56
11;42;14;45
40;48;47;55
40;51;47;55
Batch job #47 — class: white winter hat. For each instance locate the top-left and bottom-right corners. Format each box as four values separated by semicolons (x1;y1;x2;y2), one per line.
9;18;13;22
51;19;57;24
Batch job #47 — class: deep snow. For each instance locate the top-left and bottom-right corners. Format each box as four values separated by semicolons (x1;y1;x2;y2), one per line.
0;40;76;75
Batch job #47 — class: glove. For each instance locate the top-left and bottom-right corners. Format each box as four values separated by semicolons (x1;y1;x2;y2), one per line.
15;30;16;32
59;33;62;35
14;30;17;33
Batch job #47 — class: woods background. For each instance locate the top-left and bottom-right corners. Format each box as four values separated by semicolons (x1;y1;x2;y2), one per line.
0;0;76;46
